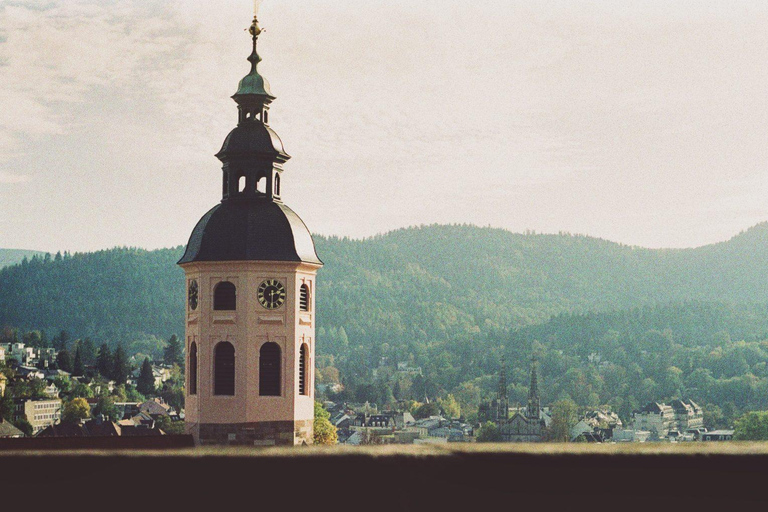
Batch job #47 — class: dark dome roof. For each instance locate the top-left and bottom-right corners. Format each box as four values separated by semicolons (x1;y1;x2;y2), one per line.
216;124;289;161
178;199;322;265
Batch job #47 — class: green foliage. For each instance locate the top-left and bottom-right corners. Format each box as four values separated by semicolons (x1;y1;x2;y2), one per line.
137;357;155;396
8;225;768;424
73;346;85;376
62;397;90;424
112;345;129;385
414;401;441;419
155;415;185;435
164;334;183;368
734;411;768;441
477;421;501;442
14;417;33;436
313;402;337;445
97;344;112;379
546;399;580;442
438;394;461;419
94;396;120;421
56;349;73;373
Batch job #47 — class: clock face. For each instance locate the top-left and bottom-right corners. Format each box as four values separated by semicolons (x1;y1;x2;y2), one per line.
188;280;199;310
258;279;286;310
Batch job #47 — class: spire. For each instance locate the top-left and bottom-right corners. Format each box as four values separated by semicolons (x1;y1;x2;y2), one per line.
232;9;275;105
526;357;540;420
497;355;509;422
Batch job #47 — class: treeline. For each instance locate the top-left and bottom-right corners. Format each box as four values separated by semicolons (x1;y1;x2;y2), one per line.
5;224;768;425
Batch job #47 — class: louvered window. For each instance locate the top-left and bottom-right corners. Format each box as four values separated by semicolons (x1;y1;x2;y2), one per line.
299;344;308;396
299;284;310;312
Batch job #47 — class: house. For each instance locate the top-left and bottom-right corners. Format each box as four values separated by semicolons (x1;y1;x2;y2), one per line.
670;399;704;430
571;409;622;441
138;398;173;418
397;362;423;376
0;373;7;397
0;346;5;363
13;398;62;434
0;418;24;438
37;417;167;438
632;402;675;438
701;430;734;442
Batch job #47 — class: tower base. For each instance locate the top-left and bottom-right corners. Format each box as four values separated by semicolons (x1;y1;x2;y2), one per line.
190;420;313;446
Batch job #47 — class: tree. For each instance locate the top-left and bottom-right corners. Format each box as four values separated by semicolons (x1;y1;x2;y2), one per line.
53;330;70;351
137;357;155;396
14;417;33;436
438;394;461;419
70;382;94;399
56;349;73;373
414;401;441;419
546;399;580;442
80;338;97;366
477;421;501;442
156;415;186;435
62;397;91;424
164;334;184;367
94;396;120;421
73;346;85;377
96;344;112;379
734;411;768;440
0;394;14;421
313;401;337;445
112;345;129;385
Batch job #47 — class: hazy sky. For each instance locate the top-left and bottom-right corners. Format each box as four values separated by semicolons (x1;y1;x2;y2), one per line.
2;0;768;252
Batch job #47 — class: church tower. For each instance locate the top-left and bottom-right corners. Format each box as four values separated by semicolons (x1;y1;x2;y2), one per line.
178;9;322;446
525;358;540;420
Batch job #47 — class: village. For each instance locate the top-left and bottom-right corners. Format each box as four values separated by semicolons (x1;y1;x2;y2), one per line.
0;340;733;443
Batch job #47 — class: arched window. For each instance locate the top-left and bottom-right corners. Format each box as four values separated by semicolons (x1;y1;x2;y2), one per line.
256;177;266;195
189;342;198;395
274;174;281;196
214;342;235;396
299;283;310;312
214;281;236;311
259;342;281;396
238;176;246;193
299;343;309;396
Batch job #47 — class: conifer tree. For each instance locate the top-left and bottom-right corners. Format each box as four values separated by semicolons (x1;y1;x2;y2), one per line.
163;334;183;367
56;349;73;373
112;345;129;385
96;344;113;379
73;346;85;376
137;357;155;396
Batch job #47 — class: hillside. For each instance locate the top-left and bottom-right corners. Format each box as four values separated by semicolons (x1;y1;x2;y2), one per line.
4;223;768;423
0;249;45;269
3;223;768;341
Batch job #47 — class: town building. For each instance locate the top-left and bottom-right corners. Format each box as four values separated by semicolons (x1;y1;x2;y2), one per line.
179;9;322;446
0;418;24;438
0;372;6;397
632;400;704;438
701;430;734;442
13;398;62;434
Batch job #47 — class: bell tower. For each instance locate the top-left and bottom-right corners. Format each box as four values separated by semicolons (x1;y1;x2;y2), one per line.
178;7;323;446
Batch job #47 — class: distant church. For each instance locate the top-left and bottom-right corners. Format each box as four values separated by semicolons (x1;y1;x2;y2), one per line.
178;11;322;445
481;359;550;442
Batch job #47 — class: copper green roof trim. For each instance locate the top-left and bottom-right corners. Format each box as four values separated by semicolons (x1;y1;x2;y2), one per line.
233;16;275;101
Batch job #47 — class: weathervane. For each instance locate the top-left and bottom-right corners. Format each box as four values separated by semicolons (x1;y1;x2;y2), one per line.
250;0;264;37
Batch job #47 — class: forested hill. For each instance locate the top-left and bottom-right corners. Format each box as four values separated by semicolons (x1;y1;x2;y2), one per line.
0;249;45;269
2;222;768;344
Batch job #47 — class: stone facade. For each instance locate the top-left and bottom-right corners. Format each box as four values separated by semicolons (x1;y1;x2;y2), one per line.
197;419;313;446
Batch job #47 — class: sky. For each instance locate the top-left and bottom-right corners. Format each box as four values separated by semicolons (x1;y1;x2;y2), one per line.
1;0;768;252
